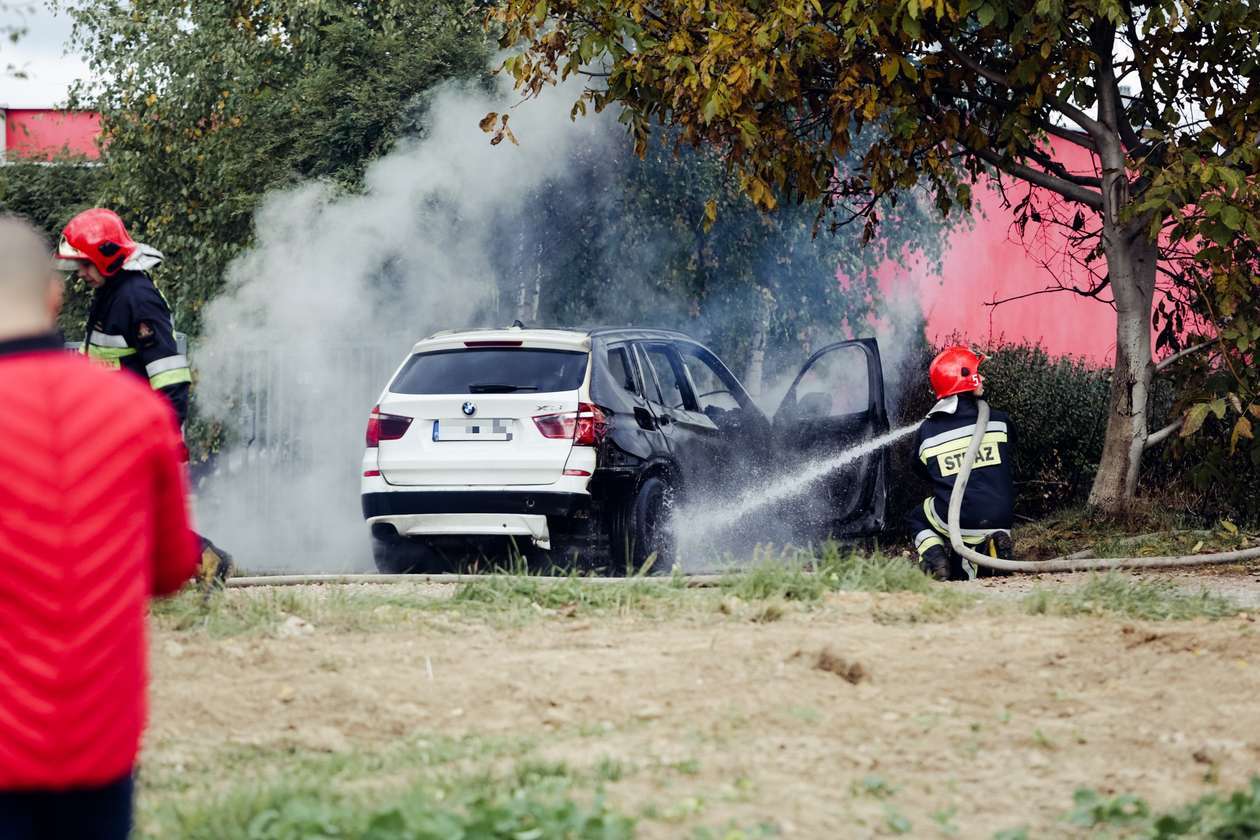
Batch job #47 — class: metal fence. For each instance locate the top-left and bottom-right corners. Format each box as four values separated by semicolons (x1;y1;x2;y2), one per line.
193;338;414;569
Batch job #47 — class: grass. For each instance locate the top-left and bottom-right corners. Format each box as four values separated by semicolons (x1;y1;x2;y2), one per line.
137;731;641;838
155;542;951;638
1023;572;1242;621
1055;777;1260;837
143;764;634;839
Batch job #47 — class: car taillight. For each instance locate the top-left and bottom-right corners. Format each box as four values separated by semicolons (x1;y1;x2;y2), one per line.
365;406;412;447
533;402;607;446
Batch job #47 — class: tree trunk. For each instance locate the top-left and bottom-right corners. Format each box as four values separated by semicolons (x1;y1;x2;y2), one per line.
744;286;774;396
1087;225;1159;511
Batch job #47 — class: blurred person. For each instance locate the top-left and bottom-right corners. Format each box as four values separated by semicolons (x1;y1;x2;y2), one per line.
54;208;233;584
906;346;1017;580
0;215;201;839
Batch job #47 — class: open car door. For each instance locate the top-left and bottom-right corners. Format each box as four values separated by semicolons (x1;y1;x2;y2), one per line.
773;338;890;539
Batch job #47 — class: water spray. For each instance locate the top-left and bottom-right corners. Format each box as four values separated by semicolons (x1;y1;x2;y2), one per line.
677;423;920;543
948;401;1260;573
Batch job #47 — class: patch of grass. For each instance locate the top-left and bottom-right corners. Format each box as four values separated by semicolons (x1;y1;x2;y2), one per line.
145;777;633;840
1023;573;1241;621
156;541;950;638
451;570;691;617
720;543;933;604
996;778;1260;838
138;735;633;839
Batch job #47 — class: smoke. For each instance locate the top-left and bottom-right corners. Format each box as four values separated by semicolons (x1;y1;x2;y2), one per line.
190;75;942;573
195;80;617;572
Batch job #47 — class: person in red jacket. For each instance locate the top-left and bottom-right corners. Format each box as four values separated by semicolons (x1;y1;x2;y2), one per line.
0;216;201;839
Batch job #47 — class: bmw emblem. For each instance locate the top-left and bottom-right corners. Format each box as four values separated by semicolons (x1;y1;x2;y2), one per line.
462;401;477;417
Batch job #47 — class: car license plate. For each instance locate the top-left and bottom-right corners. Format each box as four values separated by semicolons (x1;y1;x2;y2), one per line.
432;419;514;442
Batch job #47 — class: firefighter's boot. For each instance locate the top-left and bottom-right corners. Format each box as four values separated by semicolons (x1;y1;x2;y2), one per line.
976;530;1014;577
919;544;950;581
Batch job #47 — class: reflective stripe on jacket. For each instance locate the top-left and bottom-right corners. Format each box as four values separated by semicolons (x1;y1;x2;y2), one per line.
83;270;191;423
911;393;1017;531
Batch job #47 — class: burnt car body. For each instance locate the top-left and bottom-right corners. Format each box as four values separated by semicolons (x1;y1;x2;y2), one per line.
361;326;890;572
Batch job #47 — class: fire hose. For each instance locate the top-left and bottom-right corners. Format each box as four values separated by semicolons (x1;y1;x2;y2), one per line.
947;400;1260;573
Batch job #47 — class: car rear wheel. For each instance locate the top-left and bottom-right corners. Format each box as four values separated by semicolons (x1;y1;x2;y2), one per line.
371;531;439;574
625;475;676;575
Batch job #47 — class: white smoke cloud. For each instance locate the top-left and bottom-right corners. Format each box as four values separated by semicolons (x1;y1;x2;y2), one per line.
194;80;616;572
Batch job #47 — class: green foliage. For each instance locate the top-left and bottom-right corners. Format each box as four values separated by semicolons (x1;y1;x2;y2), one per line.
495;0;1260;505
0;160;105;331
1061;778;1260;838
64;0;494;333
1023;573;1240;622
145;767;634;839
720;543;934;601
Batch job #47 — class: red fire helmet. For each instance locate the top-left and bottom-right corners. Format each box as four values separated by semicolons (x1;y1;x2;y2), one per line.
55;208;138;277
929;346;986;399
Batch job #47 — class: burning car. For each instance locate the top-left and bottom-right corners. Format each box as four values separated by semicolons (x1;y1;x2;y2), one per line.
361;325;890;572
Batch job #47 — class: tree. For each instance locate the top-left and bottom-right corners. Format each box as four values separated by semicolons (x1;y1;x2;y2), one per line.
0;159;105;331
64;0;493;331
484;128;946;390
492;0;1260;511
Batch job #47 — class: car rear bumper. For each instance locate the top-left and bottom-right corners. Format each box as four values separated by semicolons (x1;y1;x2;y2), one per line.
362;490;592;549
361;490;589;519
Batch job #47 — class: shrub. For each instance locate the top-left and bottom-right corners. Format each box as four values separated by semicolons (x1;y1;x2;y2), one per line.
888;340;1111;524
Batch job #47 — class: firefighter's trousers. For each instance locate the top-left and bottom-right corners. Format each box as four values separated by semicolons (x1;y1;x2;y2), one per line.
907;498;1010;580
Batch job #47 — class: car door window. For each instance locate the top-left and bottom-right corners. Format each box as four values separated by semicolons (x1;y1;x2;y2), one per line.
677;345;742;417
790;345;870;417
642;345;693;411
607;346;640;395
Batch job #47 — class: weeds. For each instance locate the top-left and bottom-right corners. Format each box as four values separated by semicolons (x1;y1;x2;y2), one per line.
157;543;947;637
1023;573;1241;621
138;735;633;839
1059;777;1260;837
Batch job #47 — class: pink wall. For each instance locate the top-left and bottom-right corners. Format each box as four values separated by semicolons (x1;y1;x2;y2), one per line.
885;137;1124;365
3;109;101;160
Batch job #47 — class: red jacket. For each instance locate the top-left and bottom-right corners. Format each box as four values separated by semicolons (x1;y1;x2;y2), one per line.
0;332;199;790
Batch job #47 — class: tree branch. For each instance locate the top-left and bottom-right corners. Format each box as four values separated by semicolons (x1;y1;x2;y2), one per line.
936;34;1108;140
1154;339;1215;373
1023;143;1103;188
1144;418;1181;449
972;147;1104;209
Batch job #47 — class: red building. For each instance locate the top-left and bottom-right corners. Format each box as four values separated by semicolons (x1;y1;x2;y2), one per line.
886;137;1127;366
1;106;101;160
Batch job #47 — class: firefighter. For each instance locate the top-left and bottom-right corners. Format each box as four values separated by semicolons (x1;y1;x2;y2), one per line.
54;208;233;584
907;346;1016;580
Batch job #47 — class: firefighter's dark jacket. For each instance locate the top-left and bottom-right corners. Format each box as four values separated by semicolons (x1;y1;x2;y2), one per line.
912;393;1016;530
83;269;192;425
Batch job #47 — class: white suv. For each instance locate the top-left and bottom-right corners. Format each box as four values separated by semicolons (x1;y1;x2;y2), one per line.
361;326;891;573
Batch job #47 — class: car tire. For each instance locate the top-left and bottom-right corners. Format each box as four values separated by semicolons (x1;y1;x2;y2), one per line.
625;475;676;575
371;533;439;574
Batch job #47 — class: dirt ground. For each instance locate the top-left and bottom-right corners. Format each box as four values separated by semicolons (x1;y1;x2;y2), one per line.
145;572;1260;838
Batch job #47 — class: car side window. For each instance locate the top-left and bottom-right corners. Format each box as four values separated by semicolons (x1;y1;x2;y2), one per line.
607;347;639;395
642;345;693;411
793;345;871;417
677;345;741;415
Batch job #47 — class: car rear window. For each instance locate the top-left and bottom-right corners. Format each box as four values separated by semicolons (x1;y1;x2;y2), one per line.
389;348;589;395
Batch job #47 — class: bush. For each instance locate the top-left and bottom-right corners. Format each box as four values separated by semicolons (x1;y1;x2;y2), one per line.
888;340;1111;525
0;160;104;333
886;338;1258;532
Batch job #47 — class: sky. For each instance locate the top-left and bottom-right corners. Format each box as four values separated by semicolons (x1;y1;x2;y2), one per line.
1;3;91;107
